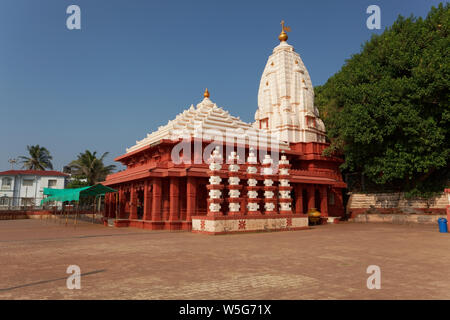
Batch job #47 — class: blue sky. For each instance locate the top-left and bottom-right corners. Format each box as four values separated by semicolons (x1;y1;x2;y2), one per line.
0;0;443;171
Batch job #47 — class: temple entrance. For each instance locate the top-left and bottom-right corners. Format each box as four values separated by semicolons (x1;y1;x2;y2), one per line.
302;189;308;213
315;189;321;212
196;180;208;216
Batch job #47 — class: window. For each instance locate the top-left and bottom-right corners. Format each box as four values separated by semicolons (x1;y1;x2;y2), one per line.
260;118;268;129
1;178;12;190
23;179;34;187
0;197;10;206
21;198;34;206
48;180;57;188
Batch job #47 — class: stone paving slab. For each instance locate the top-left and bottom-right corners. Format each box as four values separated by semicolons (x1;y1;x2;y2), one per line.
0;219;449;299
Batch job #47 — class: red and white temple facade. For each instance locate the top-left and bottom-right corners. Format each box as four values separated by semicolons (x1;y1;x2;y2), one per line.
103;25;346;234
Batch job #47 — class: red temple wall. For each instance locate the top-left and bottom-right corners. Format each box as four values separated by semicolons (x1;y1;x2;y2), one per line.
102;141;347;231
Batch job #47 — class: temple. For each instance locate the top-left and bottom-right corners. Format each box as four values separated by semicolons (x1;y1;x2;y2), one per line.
103;22;346;234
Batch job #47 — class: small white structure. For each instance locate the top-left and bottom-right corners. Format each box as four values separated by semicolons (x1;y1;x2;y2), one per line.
0;170;68;208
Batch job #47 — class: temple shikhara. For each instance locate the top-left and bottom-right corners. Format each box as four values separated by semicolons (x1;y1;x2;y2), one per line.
103;22;346;234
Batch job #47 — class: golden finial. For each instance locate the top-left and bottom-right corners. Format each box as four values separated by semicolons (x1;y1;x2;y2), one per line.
278;20;291;42
203;88;210;98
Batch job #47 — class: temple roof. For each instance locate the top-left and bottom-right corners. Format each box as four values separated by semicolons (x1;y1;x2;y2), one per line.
126;93;289;153
254;23;326;143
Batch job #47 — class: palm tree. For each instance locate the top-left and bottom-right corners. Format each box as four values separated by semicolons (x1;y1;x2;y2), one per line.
19;145;53;170
69;150;116;185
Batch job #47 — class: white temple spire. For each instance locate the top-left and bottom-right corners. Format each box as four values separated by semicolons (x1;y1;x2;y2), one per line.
254;21;326;143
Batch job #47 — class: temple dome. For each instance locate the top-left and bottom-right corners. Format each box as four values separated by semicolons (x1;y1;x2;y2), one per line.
253;29;326;143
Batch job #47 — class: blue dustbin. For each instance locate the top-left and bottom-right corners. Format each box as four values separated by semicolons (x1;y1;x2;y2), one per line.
438;218;448;233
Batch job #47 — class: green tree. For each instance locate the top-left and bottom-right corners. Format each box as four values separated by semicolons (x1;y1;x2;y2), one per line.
66;176;89;189
315;3;449;196
19;145;54;170
68;150;116;185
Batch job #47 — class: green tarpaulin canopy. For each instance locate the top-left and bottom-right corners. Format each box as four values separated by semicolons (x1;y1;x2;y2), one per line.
41;184;117;204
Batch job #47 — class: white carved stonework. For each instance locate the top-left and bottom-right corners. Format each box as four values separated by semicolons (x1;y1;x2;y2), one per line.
253;38;326;144
247;148;257;164
229;202;240;212
228;176;240;186
126;96;289;153
280;168;289;175
279;190;290;198
229;189;240;198
265;202;275;212
209;189;221;199
248;178;257;187
247;202;260;212
209;202;221;212
279;155;289;165
264;179;274;187
210;146;223;165
209;176;221;185
209;163;221;171
192;216;308;234
279;179;290;187
248;190;258;199
263;167;273;175
264;190;274;199
247;166;257;174
280;202;292;211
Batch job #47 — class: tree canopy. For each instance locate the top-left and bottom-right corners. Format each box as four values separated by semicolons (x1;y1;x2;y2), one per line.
19;145;54;171
68;150;116;186
315;3;449;196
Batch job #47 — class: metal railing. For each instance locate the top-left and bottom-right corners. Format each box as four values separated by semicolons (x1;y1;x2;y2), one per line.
0;196;104;212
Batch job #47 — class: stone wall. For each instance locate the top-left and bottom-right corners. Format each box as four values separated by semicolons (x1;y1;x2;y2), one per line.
348;192;447;218
353;213;446;225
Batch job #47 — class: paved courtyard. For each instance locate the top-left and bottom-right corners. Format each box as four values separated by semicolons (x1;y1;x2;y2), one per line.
0;218;449;299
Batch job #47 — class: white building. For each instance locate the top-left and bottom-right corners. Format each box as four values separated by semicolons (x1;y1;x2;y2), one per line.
0;170;68;208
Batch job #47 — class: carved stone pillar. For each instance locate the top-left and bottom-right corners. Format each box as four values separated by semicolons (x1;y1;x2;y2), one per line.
186;176;196;221
207;146;224;216
169;177;180;221
143;180;152;220
227;151;242;216
130;185;138;219
320;185;328;217
295;184;303;214
262;155;277;215
278;152;292;214
307;185;315;211
151;178;162;221
246;148;260;215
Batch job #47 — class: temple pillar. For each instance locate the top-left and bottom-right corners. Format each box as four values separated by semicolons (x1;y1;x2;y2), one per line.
143;180;152;220
118;188;124;219
207;146;224;216
278;152;292;214
108;193;113;218
162;181;170;221
320;186;329;217
295;185;303;214
246;148;260;215
169;177;180;221
186;176;196;221
262;155;277;214
307;185;315;210
227;151;242;216
104;194;109;218
129;185;138;220
151;178;162;221
112;193;117;218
